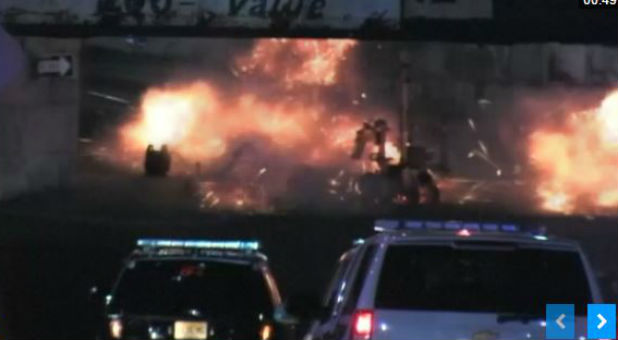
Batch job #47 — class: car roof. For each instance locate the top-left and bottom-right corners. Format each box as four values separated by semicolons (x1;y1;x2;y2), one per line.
130;249;268;262
129;239;269;264
362;230;580;251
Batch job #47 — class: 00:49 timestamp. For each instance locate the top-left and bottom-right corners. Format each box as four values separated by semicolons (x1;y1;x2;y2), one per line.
580;0;618;8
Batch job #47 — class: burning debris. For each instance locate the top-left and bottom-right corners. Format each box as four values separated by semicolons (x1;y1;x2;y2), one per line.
95;38;616;216
528;90;618;214
115;39;403;211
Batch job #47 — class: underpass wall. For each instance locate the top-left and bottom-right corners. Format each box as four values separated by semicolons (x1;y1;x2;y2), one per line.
0;29;80;200
395;42;618;178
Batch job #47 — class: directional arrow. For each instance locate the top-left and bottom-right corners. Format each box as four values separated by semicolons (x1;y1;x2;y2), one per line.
556;313;567;330
58;57;71;76
36;55;74;78
597;313;607;330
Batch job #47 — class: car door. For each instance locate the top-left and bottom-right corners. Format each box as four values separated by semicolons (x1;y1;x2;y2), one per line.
310;245;378;340
327;245;377;340
308;250;355;340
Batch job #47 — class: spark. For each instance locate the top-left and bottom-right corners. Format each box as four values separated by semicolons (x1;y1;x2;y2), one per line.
468;149;502;176
114;38;405;211
467;118;477;131
459;181;486;205
478;140;489;157
236;39;357;87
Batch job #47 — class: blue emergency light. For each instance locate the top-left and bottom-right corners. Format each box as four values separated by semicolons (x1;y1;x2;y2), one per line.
137;239;260;251
374;219;522;233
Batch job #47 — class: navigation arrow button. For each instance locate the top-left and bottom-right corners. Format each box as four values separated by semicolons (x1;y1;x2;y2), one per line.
597;313;607;330
588;304;616;340
556;313;567;330
546;304;574;340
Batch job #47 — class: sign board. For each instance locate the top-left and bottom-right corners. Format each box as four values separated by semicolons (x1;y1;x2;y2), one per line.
404;0;493;19
2;0;615;44
0;0;399;29
37;55;75;78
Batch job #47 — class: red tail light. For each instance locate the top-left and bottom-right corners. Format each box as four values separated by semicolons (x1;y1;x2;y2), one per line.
352;309;374;340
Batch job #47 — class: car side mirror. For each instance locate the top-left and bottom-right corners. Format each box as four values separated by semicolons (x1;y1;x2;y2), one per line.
286;293;327;321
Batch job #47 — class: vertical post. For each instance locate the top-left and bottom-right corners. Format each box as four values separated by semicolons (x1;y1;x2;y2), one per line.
400;50;411;166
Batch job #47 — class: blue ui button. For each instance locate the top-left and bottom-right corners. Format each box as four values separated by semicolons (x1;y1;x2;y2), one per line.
587;304;616;340
546;304;575;340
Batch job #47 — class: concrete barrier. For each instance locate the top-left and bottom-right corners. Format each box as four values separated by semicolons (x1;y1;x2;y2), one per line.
0;31;80;200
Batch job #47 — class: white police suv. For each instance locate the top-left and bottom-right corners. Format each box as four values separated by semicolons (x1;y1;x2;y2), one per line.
305;220;601;340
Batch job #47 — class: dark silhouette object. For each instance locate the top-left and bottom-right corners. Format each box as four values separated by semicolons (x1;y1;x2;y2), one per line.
417;170;440;205
160;145;171;175
144;144;171;177
144;144;155;175
351;119;392;171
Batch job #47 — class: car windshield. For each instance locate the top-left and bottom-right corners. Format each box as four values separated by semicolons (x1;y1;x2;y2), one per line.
375;245;592;316
110;260;273;316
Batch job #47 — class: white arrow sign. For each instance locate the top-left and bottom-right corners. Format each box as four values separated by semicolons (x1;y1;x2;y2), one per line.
556;313;567;330
597;313;607;330
37;55;74;77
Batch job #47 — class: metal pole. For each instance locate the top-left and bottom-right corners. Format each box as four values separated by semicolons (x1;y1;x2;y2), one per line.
400;51;411;166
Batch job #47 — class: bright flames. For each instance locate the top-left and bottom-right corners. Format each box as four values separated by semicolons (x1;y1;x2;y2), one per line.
529;90;618;214
121;39;365;165
118;39;398;210
236;39;358;87
121;82;364;167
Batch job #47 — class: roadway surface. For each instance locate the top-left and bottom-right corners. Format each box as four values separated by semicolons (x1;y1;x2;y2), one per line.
0;162;616;339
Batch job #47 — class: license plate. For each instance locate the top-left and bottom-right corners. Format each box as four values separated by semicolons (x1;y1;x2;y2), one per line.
174;321;207;340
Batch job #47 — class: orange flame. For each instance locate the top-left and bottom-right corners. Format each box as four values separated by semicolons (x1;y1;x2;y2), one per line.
115;38;403;210
385;142;402;165
529;90;618;214
236;39;358;87
121;82;362;166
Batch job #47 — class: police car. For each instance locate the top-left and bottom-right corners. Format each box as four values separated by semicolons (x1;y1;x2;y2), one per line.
305;219;601;340
101;239;291;340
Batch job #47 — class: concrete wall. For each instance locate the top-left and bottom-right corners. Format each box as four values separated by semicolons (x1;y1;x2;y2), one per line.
394;42;618;178
0;30;80;200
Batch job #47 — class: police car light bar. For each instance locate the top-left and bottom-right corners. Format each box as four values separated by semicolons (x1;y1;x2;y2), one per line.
374;219;521;233
136;239;260;251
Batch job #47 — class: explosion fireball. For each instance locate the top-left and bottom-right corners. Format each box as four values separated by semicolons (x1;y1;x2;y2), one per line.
121;81;362;166
529;90;618;214
118;39;396;210
116;38;616;215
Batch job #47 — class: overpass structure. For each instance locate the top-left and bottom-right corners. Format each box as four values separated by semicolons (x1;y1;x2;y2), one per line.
0;0;617;200
1;0;617;44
